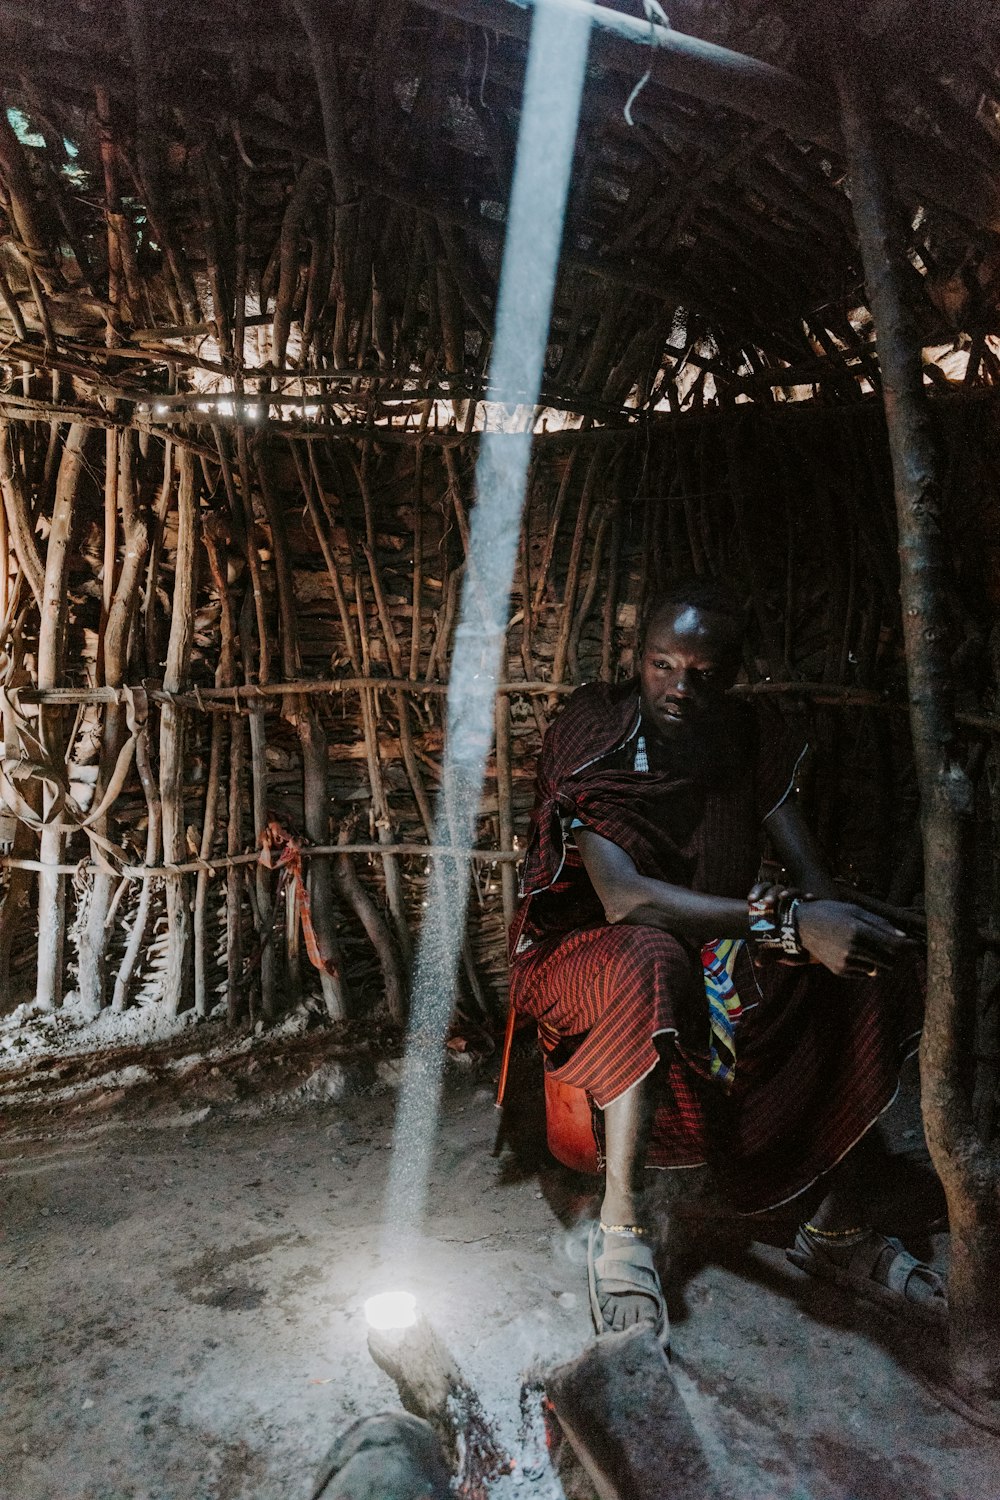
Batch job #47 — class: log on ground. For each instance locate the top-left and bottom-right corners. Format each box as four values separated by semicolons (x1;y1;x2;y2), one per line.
545;1326;721;1500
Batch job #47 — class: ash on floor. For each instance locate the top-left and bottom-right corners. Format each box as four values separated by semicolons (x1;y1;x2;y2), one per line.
1;1052;995;1500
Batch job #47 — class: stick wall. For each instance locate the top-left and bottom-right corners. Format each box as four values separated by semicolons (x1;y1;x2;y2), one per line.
0;397;998;1028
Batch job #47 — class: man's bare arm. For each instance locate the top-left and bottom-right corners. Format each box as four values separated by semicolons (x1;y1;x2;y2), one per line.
575;828;750;940
762;800;839;899
577;820;911;975
762;799;913;972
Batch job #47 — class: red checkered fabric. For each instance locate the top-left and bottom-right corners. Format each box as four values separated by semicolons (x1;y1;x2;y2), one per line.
509;682;922;1214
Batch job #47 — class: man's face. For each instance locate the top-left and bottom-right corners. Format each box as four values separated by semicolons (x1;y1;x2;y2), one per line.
638;605;742;740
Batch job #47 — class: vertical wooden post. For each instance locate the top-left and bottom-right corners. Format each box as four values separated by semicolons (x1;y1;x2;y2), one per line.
225;709;246;1026
494;692;516;942
194;519;235;1017
113;443;172;1013
234;427;275;1022
291;442;406;1013
0;419;45;609
78;429;148;1014
256;442;347;1019
34;423;87;1012
834;41;1000;1407
159;448;198;1016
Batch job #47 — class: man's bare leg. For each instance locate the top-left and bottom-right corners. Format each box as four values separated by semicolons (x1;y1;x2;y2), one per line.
807;1127;881;1234
593;1070;664;1332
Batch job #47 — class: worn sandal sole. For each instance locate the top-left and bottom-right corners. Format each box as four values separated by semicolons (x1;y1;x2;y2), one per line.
587;1223;670;1350
786;1239;948;1331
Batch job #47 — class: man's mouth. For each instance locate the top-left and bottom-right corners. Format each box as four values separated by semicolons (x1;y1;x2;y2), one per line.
660;702;689;721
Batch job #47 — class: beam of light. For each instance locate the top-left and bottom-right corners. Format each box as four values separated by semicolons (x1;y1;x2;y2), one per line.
382;0;593;1260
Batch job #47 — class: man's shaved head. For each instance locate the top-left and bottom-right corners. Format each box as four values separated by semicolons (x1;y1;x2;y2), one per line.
638;580;747;741
641;576;749;672
640;580;748;662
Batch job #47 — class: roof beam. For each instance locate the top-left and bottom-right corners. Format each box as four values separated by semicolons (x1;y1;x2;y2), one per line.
406;0;1000;235
410;0;834;144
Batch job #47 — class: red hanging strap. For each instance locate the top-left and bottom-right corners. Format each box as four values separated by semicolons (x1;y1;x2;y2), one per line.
259;819;339;980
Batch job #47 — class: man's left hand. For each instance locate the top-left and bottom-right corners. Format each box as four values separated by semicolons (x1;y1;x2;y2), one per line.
795;899;913;978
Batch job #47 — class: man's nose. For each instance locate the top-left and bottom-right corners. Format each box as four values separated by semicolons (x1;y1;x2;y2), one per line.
672;670;693;698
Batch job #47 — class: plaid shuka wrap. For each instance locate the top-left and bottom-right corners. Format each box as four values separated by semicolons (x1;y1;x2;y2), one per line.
509;681;923;1214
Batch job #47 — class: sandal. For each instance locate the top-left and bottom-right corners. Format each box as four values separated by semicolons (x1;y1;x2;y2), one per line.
787;1225;947;1327
587;1222;670;1349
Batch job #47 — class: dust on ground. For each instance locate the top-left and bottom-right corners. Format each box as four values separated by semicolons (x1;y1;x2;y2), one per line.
1;1021;997;1500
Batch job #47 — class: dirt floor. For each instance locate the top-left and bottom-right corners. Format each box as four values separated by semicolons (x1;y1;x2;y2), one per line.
2;1011;999;1500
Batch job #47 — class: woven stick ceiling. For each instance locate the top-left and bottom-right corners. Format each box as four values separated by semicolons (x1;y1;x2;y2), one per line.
0;0;998;433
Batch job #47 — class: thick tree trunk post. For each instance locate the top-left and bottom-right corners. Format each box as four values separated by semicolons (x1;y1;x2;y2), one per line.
34;424;87;1012
0;555;33;1000
193;710;224;1017
159;449;199;1016
834;45;1000;1405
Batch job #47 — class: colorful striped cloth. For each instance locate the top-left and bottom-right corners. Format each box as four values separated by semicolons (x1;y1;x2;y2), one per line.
701;937;745;1086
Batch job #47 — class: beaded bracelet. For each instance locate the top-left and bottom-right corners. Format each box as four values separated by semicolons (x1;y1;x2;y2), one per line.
748;888;806;958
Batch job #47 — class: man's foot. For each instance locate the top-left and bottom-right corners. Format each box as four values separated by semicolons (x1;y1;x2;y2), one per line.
587;1222;669;1346
788;1223;947;1321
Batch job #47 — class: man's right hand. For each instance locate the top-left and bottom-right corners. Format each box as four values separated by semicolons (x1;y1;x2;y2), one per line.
796;900;912;978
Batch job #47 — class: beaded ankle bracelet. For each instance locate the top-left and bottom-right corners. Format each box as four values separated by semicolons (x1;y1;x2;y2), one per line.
803;1221;866;1240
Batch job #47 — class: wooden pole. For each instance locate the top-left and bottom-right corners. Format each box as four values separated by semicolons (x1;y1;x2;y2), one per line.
77;429;148;1014
195;518;234;1017
0;419;45;609
494;693;517;944
834;38;1000;1409
255;442;348;1019
290;441;407;1007
34;424;87;1011
158;448;198;1016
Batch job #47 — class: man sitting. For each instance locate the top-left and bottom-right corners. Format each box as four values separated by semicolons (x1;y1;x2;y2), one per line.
509;581;945;1344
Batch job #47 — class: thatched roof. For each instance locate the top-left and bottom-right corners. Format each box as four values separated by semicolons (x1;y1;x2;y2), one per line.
0;0;998;432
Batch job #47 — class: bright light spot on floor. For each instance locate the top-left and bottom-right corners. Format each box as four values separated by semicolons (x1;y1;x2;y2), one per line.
364;1290;417;1330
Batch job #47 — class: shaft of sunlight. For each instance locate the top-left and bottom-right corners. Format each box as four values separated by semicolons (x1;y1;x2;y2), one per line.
381;0;593;1260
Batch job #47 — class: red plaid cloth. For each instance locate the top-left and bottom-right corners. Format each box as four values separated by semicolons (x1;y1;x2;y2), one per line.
509;682;922;1214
